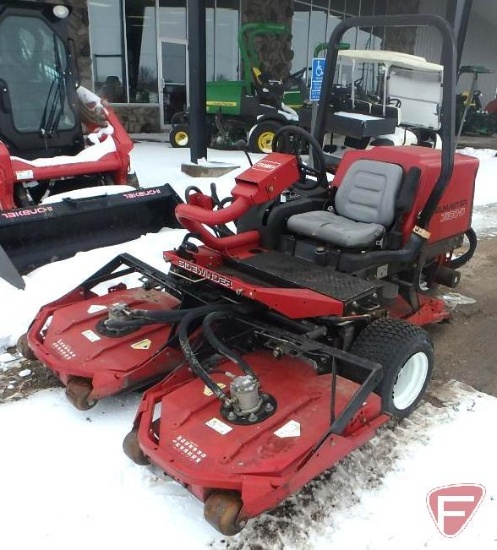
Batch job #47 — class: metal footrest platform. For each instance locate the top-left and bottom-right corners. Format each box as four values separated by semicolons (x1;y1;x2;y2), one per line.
227;250;381;304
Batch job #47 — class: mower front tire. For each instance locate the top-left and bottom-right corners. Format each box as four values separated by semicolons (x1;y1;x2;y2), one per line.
248;121;281;154
170;124;190;148
123;429;150;465
65;377;98;411
350;319;433;419
17;333;37;361
204;491;246;536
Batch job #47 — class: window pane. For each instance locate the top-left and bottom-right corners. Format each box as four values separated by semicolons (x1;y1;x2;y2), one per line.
126;0;158;103
214;2;240;80
89;0;125;101
293;4;311;74
206;1;215;81
158;0;186;41
309;8;328;59
0;14;76;132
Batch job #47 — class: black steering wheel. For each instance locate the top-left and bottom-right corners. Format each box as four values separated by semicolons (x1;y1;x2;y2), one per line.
272;126;328;191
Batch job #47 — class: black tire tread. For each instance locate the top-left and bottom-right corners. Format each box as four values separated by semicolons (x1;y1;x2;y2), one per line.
350;318;433;419
350;318;430;363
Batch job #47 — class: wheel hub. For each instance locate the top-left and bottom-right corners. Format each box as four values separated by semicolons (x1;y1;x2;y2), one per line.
393;351;429;410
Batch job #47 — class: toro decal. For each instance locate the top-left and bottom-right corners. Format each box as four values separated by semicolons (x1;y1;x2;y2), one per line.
252;160;281;172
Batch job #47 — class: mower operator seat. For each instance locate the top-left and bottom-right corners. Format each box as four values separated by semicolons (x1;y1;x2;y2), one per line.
287;160;404;248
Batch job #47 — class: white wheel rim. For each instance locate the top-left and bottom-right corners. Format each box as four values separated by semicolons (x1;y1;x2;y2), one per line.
392;351;429;410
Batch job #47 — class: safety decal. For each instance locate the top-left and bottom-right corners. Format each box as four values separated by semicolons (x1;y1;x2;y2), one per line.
82;330;101;343
203;383;226;397
131;339;152;350
87;305;107;314
274;420;301;438
206;417;233;435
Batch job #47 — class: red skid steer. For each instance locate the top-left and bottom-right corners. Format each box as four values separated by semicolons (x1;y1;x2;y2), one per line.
0;1;181;289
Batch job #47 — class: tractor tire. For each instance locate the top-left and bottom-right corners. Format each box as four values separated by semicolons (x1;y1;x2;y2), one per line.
350;319;433;419
170;124;190;148
248;121;281;154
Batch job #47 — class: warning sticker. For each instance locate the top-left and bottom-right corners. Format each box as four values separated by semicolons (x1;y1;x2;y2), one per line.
16;170;34;180
82;330;101;343
203;383;226;397
131;339;152;350
274;420;301;438
87;305;107;314
206;417;233;435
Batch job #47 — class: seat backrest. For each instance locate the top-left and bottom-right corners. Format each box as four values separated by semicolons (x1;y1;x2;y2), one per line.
335;159;404;226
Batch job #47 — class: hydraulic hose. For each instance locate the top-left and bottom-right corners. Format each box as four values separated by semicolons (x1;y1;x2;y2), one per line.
178;303;254;401
103;303;211;331
450;228;477;270
202;310;255;376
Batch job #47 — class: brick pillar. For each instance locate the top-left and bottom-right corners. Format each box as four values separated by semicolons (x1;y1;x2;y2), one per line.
384;0;421;54
65;0;93;89
241;0;294;80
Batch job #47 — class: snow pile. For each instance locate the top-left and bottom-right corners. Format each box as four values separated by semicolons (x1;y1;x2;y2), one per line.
0;381;494;550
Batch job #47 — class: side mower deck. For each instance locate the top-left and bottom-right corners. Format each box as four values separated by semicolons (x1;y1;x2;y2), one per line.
24;254;190;409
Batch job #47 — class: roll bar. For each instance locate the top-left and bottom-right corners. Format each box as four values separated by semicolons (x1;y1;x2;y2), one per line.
313;14;457;232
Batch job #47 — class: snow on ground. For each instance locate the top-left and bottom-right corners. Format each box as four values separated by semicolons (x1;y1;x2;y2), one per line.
1;143;497;549
1;380;495;550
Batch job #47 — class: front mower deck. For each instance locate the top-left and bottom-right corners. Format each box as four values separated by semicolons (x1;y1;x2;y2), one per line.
135;350;388;521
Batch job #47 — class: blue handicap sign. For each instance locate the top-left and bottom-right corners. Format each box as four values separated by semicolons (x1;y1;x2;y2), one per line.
310;58;326;102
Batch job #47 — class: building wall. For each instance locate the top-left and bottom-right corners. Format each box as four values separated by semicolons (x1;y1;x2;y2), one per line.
42;0;497;131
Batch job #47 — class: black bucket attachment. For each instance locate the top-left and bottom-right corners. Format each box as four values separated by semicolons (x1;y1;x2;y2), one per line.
0;184;183;288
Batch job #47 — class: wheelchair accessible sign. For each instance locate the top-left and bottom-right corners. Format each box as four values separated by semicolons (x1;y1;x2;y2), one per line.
310;58;326;101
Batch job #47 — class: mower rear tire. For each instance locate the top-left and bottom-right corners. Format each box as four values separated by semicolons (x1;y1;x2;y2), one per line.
204;491;246;536
65;377;97;411
248;121;281;154
170;124;190;148
17;333;37;361
123;429;150;465
350;319;433;419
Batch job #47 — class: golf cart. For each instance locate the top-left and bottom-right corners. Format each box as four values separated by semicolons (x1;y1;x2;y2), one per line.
300;48;444;167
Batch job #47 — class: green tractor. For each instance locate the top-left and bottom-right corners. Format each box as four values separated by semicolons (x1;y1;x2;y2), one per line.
169;23;307;153
456;65;497;139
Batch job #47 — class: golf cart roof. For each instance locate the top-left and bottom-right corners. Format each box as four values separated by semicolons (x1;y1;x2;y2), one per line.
338;49;443;72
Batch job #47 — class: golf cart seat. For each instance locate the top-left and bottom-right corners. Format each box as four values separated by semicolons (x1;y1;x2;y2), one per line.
287;160;404;248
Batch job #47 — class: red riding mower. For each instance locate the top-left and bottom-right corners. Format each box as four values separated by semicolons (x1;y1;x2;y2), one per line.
21;14;478;535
